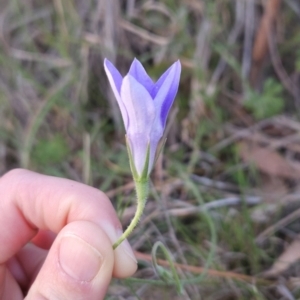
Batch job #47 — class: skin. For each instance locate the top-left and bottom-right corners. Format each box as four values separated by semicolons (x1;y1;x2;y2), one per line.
0;169;137;300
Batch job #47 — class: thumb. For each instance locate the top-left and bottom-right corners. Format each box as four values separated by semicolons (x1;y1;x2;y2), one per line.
25;221;114;300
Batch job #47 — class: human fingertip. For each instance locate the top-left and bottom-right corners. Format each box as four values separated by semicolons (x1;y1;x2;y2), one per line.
102;225;137;278
114;238;138;278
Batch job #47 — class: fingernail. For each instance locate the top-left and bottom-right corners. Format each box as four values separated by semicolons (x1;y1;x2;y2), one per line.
102;225;137;264
58;235;102;282
116;230;137;264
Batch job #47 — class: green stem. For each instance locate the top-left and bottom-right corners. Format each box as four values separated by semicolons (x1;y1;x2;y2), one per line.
113;180;149;249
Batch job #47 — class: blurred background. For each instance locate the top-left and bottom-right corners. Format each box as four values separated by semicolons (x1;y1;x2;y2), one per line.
1;0;300;299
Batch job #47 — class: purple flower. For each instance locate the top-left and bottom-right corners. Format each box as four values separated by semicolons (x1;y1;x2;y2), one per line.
104;58;181;179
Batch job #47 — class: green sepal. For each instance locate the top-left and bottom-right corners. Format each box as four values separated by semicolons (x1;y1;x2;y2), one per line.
125;135;139;181
139;142;150;182
125;135;150;182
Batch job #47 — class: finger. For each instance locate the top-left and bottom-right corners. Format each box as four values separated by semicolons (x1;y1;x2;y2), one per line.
31;230;56;249
7;244;47;292
0;266;23;300
26;221;114;300
0;169;137;278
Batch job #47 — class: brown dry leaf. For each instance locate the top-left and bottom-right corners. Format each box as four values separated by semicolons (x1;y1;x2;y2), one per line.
250;0;282;87
288;277;300;289
257;176;288;200
264;238;300;277
238;142;300;179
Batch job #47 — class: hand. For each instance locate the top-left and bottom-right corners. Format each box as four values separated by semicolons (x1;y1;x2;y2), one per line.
0;169;137;299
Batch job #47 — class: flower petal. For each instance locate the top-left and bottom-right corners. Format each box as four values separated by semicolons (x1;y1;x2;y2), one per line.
147;61;181;171
147;137;160;175
121;75;155;135
153;60;181;128
121;75;156;174
105;58;181;178
104;59;129;129
127;132;150;176
128;58;154;95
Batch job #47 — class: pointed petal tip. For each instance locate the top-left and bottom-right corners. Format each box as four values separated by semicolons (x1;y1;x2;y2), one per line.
133;57;144;64
103;59;120;78
103;58;123;101
103;58;113;69
173;59;182;71
130;57;142;68
165;59;181;80
162;60;181;78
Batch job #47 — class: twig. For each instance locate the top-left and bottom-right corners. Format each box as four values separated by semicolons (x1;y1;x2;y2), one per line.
285;0;300;18
167;196;261;217
242;0;255;80
209;117;276;152
277;284;296;300
119;19;170;46
207;0;245;94
250;0;282;87
275;116;300;132
188;18;211;121
10;48;72;67
267;26;299;104
134;251;273;285
190;174;239;193
256;207;300;244
106;181;135;198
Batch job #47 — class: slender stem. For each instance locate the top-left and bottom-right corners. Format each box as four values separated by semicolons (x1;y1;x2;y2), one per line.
113;180;149;249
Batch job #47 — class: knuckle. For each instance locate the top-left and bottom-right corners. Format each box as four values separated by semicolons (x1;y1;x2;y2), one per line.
1;168;27;181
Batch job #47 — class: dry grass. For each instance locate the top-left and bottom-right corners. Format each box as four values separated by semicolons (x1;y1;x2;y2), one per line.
1;0;300;299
